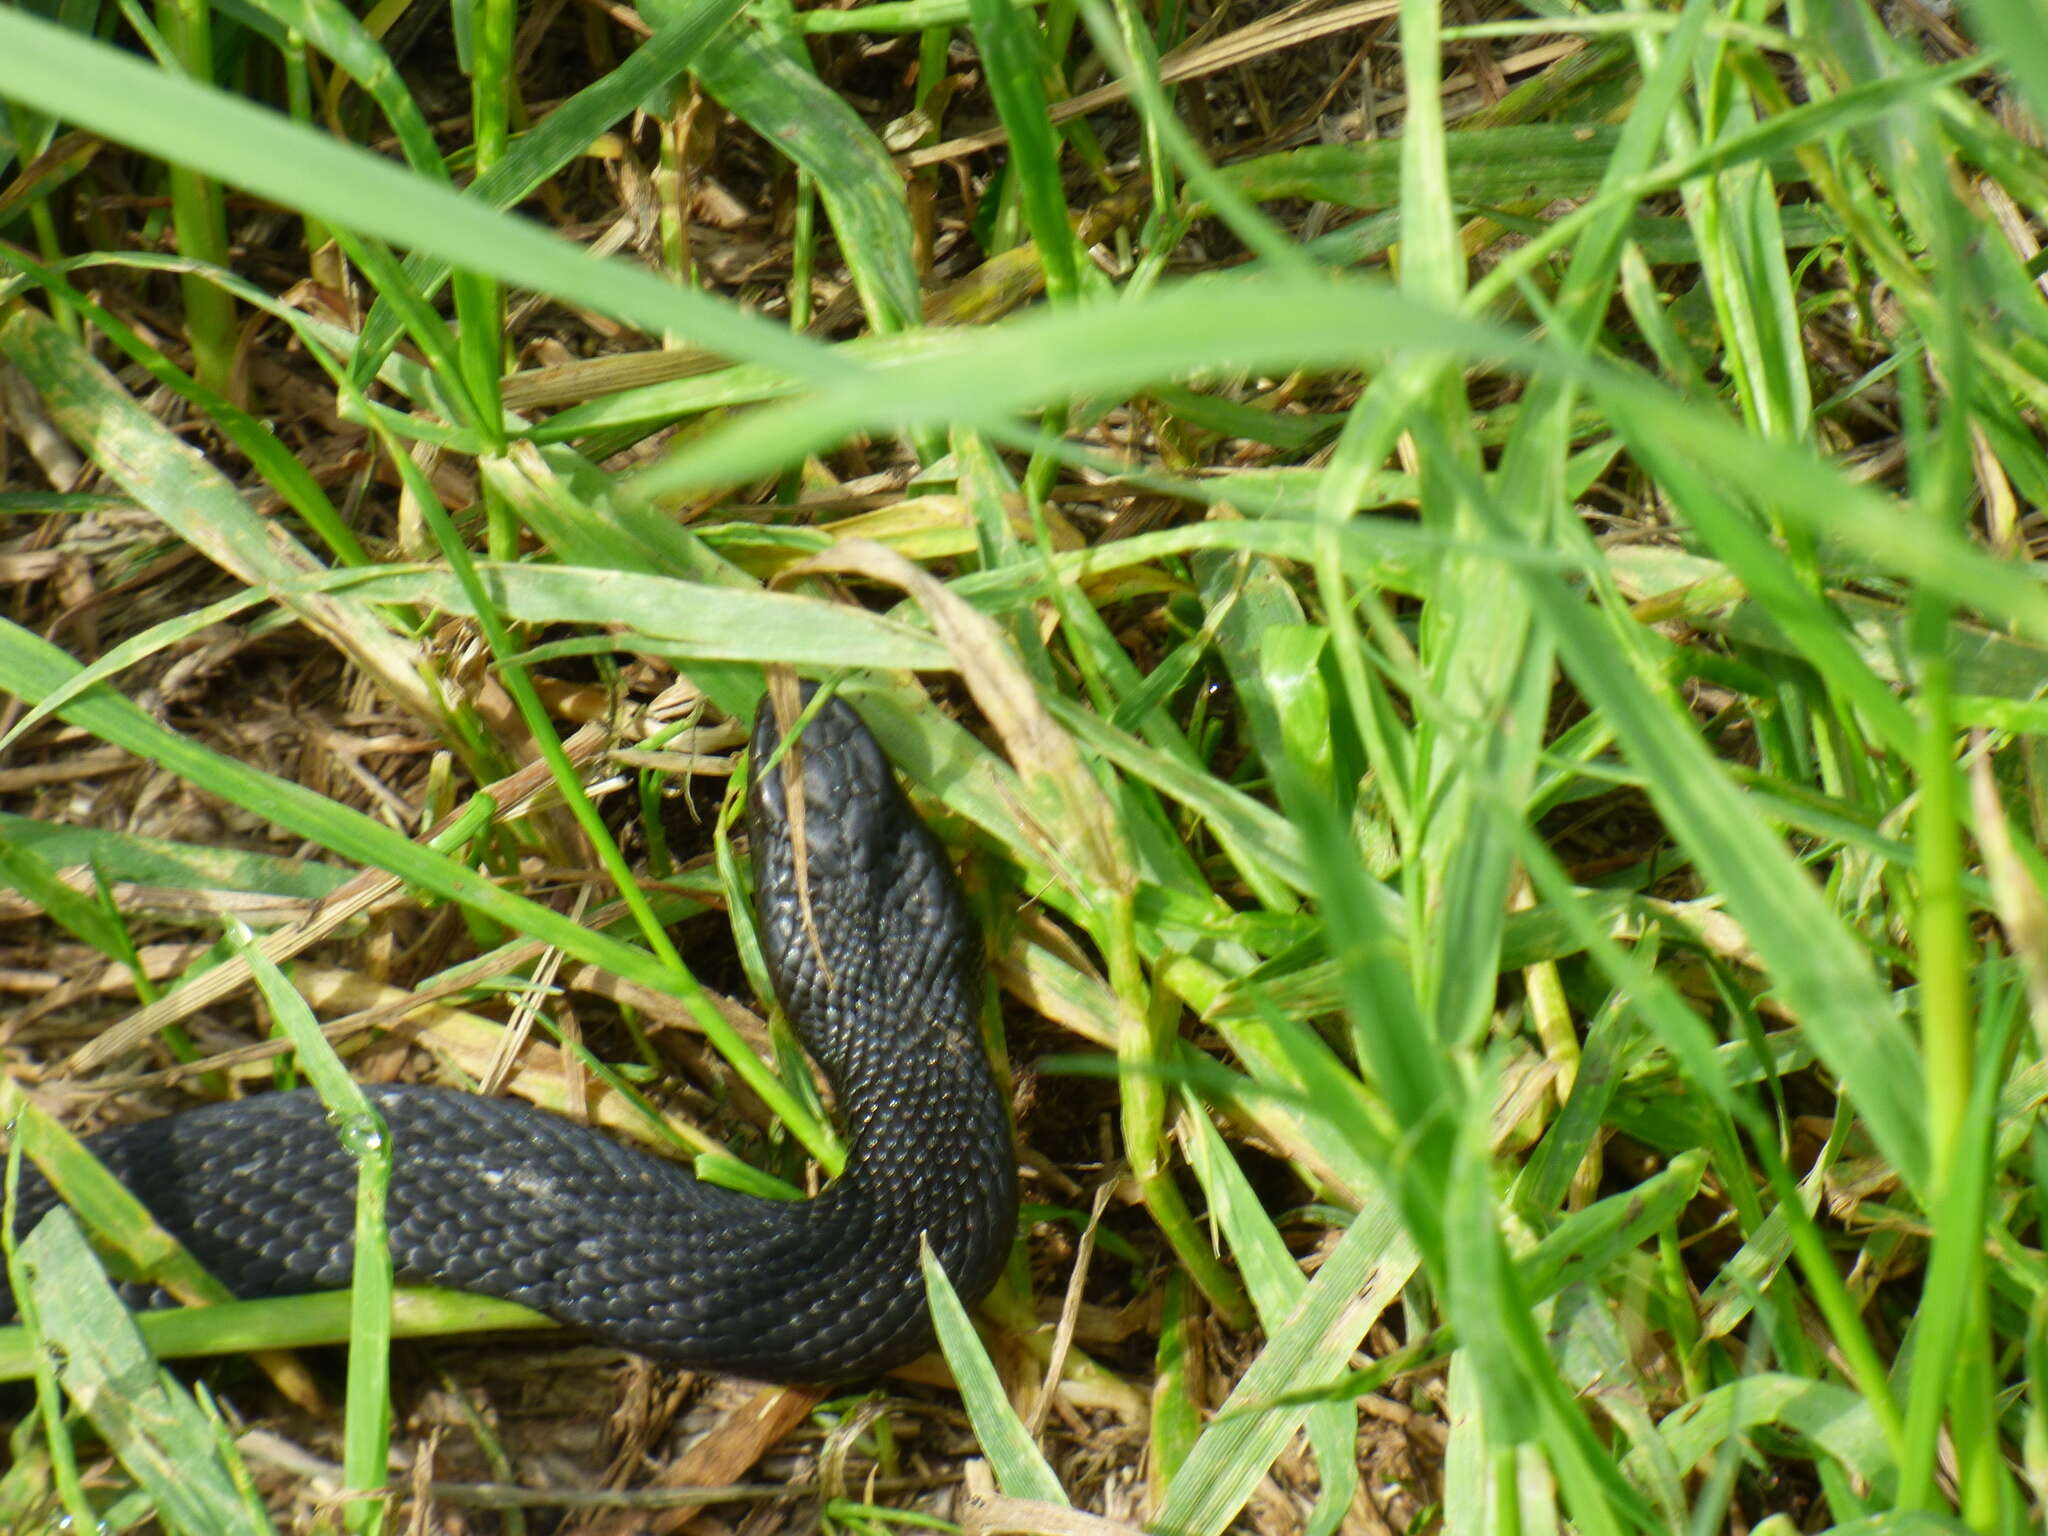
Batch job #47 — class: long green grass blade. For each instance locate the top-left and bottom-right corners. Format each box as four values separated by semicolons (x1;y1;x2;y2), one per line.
14;1210;277;1536
233;926;393;1536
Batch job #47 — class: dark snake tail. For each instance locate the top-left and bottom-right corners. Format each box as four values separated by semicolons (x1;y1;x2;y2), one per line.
3;692;1017;1381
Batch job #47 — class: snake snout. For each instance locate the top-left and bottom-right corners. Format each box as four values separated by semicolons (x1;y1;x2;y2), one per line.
748;691;895;870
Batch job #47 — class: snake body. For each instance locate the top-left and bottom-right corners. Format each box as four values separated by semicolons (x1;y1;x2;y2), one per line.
4;693;1017;1381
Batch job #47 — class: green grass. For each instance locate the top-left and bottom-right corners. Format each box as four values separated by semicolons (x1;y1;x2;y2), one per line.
2;0;2047;1531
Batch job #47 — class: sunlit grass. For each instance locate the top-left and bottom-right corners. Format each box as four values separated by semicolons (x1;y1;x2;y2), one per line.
1;0;2046;1531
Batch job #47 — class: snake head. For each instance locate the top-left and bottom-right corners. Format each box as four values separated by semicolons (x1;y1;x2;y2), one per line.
747;684;898;895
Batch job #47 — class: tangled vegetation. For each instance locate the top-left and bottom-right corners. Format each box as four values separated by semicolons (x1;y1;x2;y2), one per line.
3;0;2048;1532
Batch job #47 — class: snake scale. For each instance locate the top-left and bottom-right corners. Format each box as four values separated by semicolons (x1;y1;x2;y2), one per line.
3;692;1018;1381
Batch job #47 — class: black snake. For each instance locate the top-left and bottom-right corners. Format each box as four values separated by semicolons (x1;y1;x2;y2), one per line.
3;692;1018;1381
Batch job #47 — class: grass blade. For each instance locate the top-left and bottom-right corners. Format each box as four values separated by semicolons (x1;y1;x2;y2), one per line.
231;923;393;1535
13;1209;277;1536
921;1240;1065;1505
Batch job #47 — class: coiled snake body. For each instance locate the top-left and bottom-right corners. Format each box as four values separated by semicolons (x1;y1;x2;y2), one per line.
4;694;1017;1381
